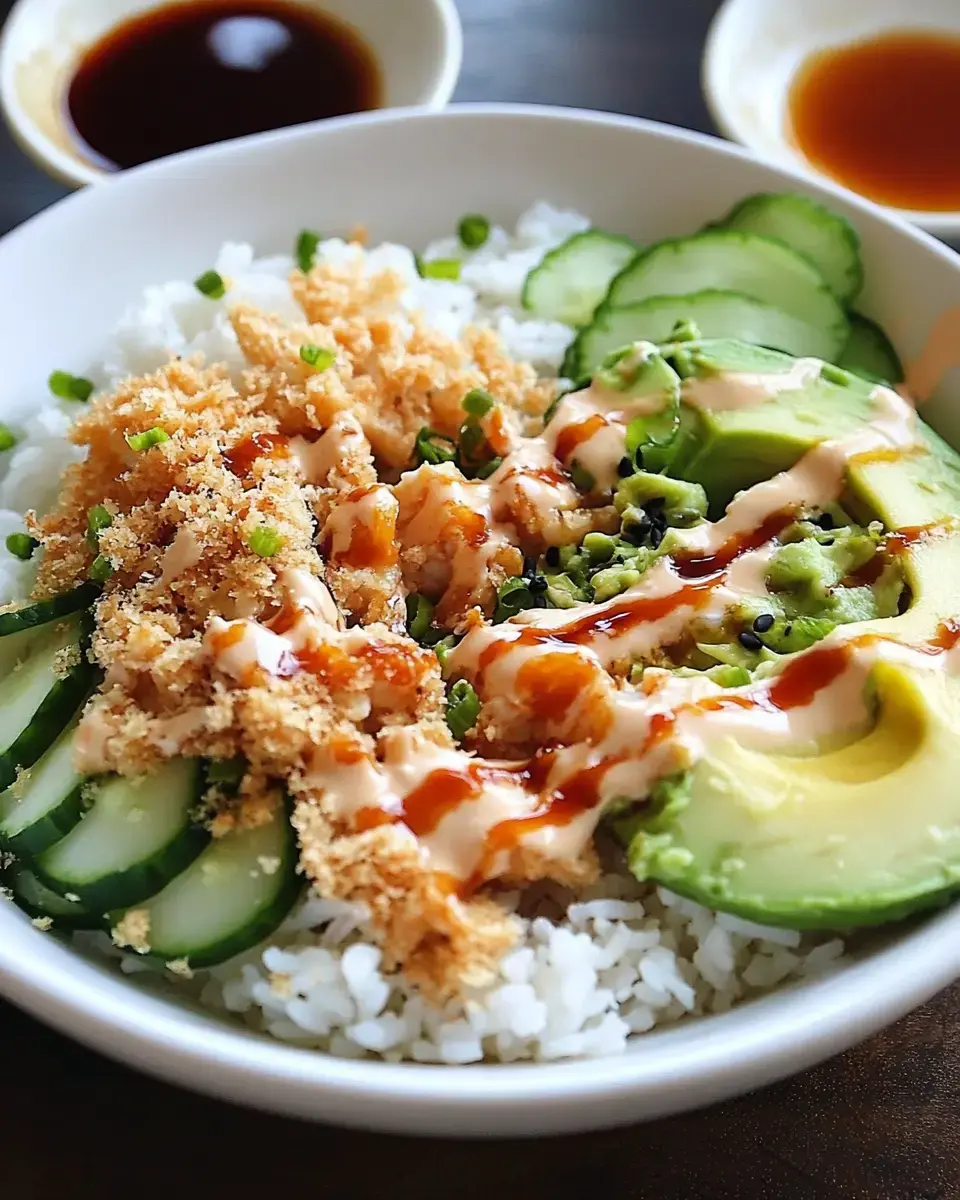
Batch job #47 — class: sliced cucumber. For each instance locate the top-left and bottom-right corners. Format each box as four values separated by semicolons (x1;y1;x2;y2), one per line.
0;715;88;855
2;859;99;928
0;582;101;639
36;758;208;910
718;193;863;303
112;801;301;968
0;619;95;792
522;230;637;326
563;291;838;380
605;231;849;357
837;311;904;384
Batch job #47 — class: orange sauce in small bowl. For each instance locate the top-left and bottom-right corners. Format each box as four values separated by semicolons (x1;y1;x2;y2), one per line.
788;29;960;212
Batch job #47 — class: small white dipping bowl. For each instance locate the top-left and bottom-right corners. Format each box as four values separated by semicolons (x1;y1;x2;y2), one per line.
703;0;960;238
2;105;960;1136
0;0;462;188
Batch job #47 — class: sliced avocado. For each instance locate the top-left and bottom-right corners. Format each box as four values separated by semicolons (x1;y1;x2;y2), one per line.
617;384;960;928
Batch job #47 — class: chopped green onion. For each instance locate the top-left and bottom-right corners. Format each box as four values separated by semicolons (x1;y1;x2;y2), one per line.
446;679;480;741
89;554;114;582
207;756;247;790
433;634;457;677
194;270;226;299
494;576;534;623
86;503;113;550
417;256;461;281
570;460;596;493
405;593;435;642
295;229;321;273
0;424;16;452
458;214;491;250
5;533;37;560
414;426;456;466
247;526;284;557
125;427;170;452
462;388;495;418
48;371;94;403
458;422;487;466
476;456;503;479
299;343;336;370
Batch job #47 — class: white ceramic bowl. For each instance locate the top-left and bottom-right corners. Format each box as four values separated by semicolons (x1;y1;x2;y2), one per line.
0;0;462;188
2;104;960;1137
703;0;960;238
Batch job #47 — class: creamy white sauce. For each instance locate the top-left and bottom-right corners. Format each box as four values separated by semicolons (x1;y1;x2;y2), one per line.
322;484;396;564
159;528;203;585
205;616;293;680
277;568;342;630
289;412;369;485
682;358;824;412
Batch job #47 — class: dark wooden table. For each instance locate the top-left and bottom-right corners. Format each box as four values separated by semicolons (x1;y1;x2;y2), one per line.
1;1;958;1194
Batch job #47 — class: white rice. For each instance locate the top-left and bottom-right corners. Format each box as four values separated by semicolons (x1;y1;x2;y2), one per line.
5;203;847;1063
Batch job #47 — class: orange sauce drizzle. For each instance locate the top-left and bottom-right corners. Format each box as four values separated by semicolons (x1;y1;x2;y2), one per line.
223;431;290;477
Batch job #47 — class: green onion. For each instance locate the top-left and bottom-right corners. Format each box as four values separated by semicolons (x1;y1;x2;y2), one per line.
494;576;535;623
433;634;457;677
299;343;336;370
462;388;495;418
247;526;284;558
194;270;226;299
458;214;491;250
0;424;16;452
207;756;247;790
48;371;94;403
5;533;37;560
570;460;596;493
405;593;435;642
476;456;503;479
125;427;170;452
414;426;456;466
295;229;321;273
86;504;113;551
417;256;461;281
89;554;114;582
446;679;480;741
458;422;487;466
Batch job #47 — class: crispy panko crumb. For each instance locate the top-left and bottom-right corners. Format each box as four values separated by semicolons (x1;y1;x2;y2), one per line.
112;908;151;954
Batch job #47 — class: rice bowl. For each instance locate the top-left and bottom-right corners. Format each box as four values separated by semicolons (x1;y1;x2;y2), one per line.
0;106;958;1134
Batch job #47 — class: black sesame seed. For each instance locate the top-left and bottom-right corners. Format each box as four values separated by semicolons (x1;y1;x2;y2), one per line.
528;575;548;593
622;526;646;547
645;497;665;512
650;528;664;549
522;556;537;578
753;613;775;633
739;630;763;651
545;546;560;568
617;456;633;478
814;512;835;530
532;593;548;608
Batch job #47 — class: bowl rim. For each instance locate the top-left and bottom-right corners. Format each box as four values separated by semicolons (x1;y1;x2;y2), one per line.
700;0;960;235
1;102;960;1134
0;0;464;189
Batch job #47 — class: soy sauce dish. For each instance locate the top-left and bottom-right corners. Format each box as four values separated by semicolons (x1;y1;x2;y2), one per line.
1;106;960;1137
0;0;462;186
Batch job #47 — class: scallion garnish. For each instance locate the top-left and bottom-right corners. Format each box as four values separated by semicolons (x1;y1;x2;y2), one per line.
125;427;170;452
405;593;435;642
414;426;456;467
458;214;491;250
462;388;495;418
0;424;16;452
476;456;503;479
295;229;321;273
247;526;284;558
89;554;114;582
569;460;596;493
299;343;335;370
446;679;480;741
5;533;37;560
417;256;461;281
86;503;113;550
494;576;535;623
48;371;94;403
194;270;226;299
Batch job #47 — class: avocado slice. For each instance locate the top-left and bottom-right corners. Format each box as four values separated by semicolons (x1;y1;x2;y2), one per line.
617;347;960;928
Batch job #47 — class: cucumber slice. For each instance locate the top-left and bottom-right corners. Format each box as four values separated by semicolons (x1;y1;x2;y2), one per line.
36;758;208;910
563;291;838;380
0;582;101;639
605;231;849;357
837;311;904;384
522;230;637;326
113;801;301;968
719;193;863;303
0;715;88;855
2;860;99;928
0;619;95;792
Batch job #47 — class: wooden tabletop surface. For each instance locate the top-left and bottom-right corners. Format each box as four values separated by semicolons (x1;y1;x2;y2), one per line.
1;1;959;1194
